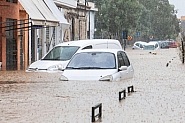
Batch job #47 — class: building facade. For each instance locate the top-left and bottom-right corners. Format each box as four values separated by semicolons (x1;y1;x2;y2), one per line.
63;2;90;41
0;0;98;71
0;0;29;70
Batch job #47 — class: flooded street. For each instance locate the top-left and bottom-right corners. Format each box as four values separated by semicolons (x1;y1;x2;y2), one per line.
1;48;185;122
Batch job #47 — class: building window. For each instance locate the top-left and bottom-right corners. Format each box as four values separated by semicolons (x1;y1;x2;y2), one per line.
6;0;17;3
6;18;17;70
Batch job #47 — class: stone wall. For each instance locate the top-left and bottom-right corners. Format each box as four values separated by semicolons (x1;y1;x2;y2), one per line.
63;3;90;41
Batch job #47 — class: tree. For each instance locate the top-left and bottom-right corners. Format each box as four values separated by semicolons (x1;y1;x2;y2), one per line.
135;0;180;41
93;0;143;40
92;0;180;41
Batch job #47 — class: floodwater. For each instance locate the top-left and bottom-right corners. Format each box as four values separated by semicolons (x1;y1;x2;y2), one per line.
1;48;185;122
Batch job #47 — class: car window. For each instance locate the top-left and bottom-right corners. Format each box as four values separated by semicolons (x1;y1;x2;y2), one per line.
140;44;144;48
117;52;124;68
66;52;116;69
161;43;165;47
168;42;173;45
155;44;158;48
135;43;139;47
82;45;92;50
121;52;130;66
117;51;130;67
143;45;154;50
42;46;80;61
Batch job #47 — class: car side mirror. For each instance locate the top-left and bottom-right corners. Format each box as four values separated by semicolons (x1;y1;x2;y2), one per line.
58;66;65;71
119;66;127;71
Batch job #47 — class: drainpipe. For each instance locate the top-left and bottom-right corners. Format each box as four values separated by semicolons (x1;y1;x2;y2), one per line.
34;28;38;61
28;17;31;65
42;22;46;57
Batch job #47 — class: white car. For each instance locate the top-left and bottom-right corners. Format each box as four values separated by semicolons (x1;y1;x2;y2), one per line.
59;49;134;81
132;41;147;50
143;42;160;50
26;39;122;72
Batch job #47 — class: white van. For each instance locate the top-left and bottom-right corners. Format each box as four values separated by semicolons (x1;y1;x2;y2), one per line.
26;39;122;72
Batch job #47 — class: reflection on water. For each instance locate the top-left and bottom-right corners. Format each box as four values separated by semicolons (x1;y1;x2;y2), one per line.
0;81;28;84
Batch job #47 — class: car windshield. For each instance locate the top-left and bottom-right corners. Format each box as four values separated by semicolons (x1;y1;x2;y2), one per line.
143;45;154;50
42;46;80;61
66;52;116;69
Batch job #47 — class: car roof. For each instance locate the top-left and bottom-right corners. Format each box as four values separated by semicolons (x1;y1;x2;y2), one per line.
75;49;124;54
144;42;158;46
135;41;147;44
149;41;158;42
55;39;121;47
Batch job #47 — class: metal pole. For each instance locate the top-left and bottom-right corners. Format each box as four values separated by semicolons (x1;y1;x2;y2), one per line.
124;39;126;50
182;37;184;64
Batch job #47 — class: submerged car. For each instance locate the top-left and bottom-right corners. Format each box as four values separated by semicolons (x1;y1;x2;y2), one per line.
143;42;159;50
132;41;147;50
167;41;178;48
26;39;122;72
59;49;134;81
160;41;169;49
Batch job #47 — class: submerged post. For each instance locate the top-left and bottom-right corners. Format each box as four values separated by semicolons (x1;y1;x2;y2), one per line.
128;85;134;93
92;103;102;122
119;89;126;100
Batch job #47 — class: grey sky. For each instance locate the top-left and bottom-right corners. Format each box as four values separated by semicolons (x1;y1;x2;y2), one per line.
169;0;185;19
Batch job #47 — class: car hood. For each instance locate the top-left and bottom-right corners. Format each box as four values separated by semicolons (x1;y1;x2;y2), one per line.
62;69;118;80
28;60;69;70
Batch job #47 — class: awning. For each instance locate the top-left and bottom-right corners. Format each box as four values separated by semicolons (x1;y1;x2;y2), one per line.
53;0;77;9
44;0;70;29
31;0;59;26
18;0;46;25
19;0;64;27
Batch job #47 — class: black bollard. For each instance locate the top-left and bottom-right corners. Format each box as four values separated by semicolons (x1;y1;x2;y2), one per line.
92;103;102;122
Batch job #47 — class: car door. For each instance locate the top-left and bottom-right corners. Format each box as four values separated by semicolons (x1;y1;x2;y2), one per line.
135;43;140;49
117;51;130;80
121;51;134;78
139;43;144;49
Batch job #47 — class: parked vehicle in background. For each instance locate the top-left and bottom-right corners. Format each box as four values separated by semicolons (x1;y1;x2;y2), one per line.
149;41;169;49
166;41;178;48
143;42;159;50
26;39;122;72
59;49;134;81
160;41;169;49
132;41;147;50
166;39;175;42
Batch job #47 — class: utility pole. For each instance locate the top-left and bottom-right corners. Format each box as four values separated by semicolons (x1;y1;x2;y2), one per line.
122;30;128;50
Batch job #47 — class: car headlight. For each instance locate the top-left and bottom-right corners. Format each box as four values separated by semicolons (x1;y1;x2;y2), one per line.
26;67;38;72
47;64;63;71
99;75;113;81
59;75;68;81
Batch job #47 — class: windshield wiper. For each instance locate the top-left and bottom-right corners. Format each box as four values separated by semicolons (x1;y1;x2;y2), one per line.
42;59;53;60
81;67;103;69
67;67;104;69
66;67;81;69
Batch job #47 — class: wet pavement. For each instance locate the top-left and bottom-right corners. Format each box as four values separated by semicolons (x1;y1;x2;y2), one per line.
1;48;185;122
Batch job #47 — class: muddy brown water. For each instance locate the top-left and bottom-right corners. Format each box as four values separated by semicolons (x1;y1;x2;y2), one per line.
1;48;185;122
